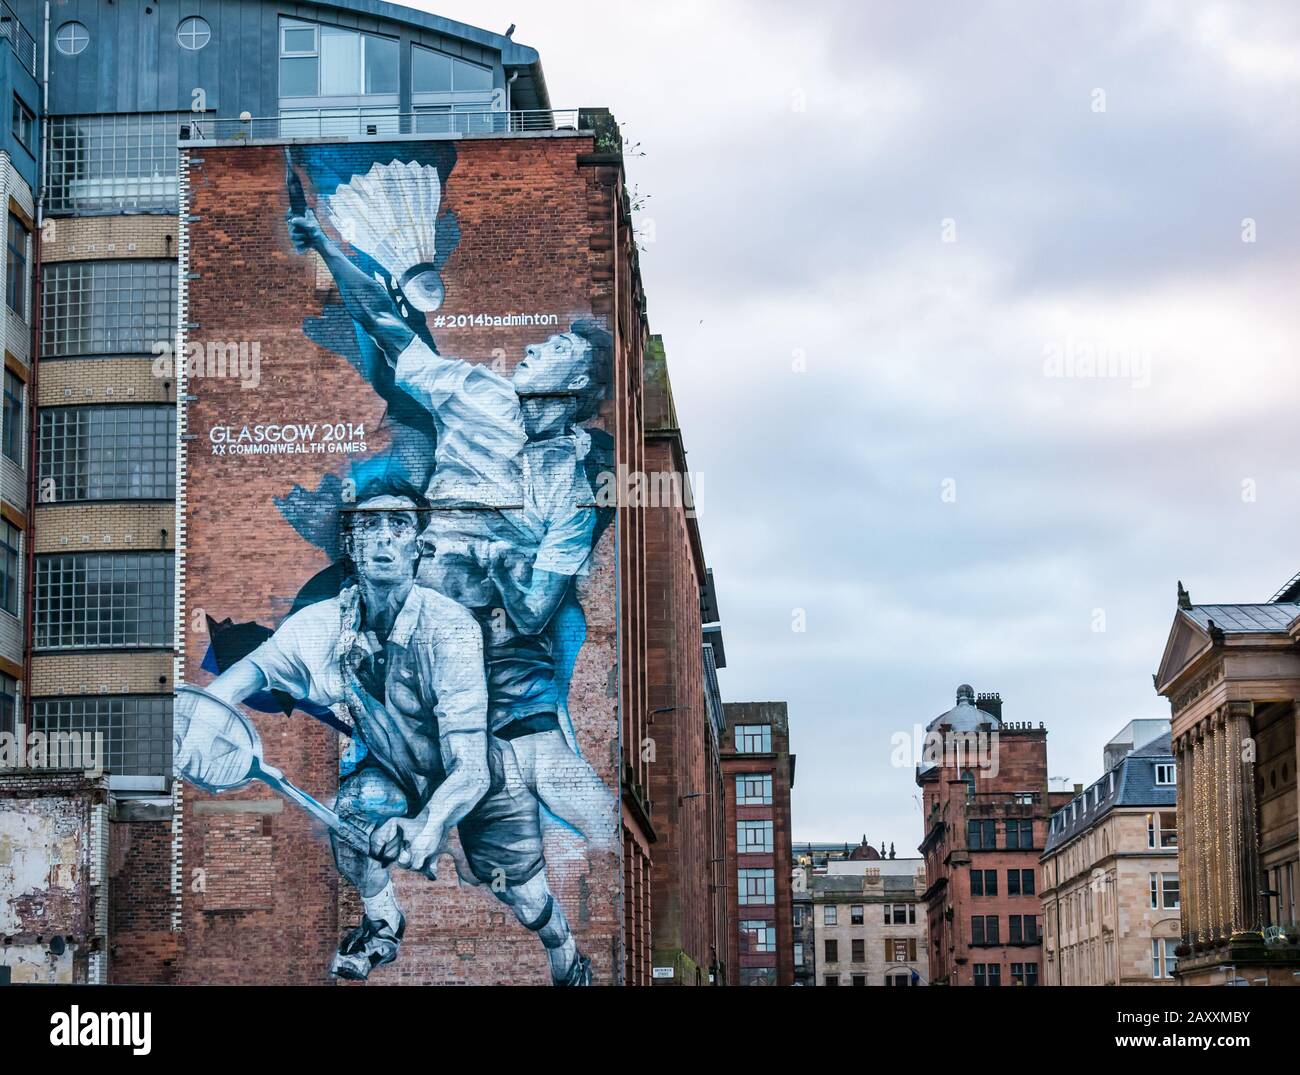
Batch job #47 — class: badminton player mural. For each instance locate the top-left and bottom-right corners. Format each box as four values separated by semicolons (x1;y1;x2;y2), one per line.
176;142;619;985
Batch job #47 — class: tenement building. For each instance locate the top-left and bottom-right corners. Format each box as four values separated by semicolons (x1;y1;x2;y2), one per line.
1153;580;1300;985
1040;721;1180;985
802;842;929;986
0;0;735;988
644;338;730;986
723;701;796;985
917;686;1059;986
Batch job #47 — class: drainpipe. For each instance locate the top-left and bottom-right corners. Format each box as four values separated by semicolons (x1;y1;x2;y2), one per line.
21;2;50;729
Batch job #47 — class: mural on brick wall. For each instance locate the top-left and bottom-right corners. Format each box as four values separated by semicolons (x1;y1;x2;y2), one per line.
174;143;618;985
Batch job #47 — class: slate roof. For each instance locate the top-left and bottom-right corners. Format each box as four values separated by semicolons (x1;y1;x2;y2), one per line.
1184;604;1300;634
1043;732;1176;855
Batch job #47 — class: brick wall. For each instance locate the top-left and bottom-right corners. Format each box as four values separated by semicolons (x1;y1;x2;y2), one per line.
149;134;640;986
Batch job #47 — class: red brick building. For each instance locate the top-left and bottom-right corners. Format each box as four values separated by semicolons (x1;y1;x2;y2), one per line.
917;686;1060;986
723;701;796;986
644;337;729;985
108;114;655;987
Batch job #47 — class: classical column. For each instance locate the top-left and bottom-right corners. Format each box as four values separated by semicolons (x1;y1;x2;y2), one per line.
1175;734;1194;945
1214;710;1233;938
1194;725;1217;942
1227;700;1262;935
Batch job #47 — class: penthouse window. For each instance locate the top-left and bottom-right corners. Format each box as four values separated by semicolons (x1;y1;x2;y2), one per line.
45;114;184;214
31;695;171;780
1154;763;1176;786
35;552;174;650
42;260;177;357
412;44;497;134
735;724;772;753
737;820;774;854
736;773;773;805
279;18;399;137
39;405;175;502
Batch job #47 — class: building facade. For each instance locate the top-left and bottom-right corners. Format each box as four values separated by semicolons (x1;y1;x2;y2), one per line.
1040;721;1181;985
0;0;730;988
644;336;729;986
917;686;1055;986
722;701;795;985
806;849;929;986
1153;581;1300;985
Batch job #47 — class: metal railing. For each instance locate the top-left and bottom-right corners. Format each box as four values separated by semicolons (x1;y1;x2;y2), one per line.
181;110;585;143
0;3;35;76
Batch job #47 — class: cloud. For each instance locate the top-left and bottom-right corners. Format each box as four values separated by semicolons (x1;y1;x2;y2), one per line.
415;0;1300;844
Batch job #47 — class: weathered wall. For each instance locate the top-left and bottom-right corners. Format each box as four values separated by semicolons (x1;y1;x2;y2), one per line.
167;135;627;985
0;771;108;983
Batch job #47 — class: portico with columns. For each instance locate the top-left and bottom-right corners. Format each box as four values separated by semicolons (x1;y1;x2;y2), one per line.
1154;584;1300;986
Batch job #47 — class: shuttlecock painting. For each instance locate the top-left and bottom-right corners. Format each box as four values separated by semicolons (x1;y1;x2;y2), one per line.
323;160;447;313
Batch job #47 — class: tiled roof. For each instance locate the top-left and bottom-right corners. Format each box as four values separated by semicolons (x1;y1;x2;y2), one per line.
1043;733;1175;855
1185;604;1300;633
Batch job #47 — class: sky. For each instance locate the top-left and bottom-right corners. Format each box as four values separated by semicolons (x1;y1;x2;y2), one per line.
415;0;1300;846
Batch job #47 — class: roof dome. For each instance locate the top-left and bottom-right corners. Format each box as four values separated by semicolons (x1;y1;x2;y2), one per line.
849;838;881;861
918;686;1002;774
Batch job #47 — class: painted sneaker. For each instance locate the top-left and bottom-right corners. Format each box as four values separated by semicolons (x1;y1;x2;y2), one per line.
329;914;406;982
555;952;593;987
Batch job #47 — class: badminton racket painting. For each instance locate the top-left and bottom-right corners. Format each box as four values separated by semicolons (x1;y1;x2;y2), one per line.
173;684;404;864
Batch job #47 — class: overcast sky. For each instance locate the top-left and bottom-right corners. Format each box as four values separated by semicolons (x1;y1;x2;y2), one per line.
417;0;1300;847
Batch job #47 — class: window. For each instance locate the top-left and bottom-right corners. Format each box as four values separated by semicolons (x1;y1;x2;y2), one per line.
55;21;89;56
34;552;174;650
1011;962;1039;986
824;975;840;987
1005;818;1034;849
1147;811;1177;849
740;920;775;954
31;695;172;777
0;520;18;616
1007;868;1034;896
11;95;33;151
3;369;22;463
971;869;997;896
279;19;399;99
1008;915;1039;943
851;939;864;963
1013;791;1035;805
1151;938;1178;979
793;943;804;967
39;406;175;503
737;820;774;854
823;905;837;926
46;114;185;215
792;905;805;926
972;915;999;946
6;213;27;315
737;869;774;906
851;974;866;987
967;818;997;849
850;904;864;925
1154;763;1176;786
973;963;1001;987
1151;872;1180;909
42;260;177;357
824;940;838;963
177;16;211;51
735;724;772;753
735;773;772;805
0;672;15;735
412;45;495;94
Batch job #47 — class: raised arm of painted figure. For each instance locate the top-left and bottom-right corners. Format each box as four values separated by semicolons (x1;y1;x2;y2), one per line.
287;210;416;367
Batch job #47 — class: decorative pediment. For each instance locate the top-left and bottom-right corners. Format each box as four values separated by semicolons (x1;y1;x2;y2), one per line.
1155;612;1213;695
